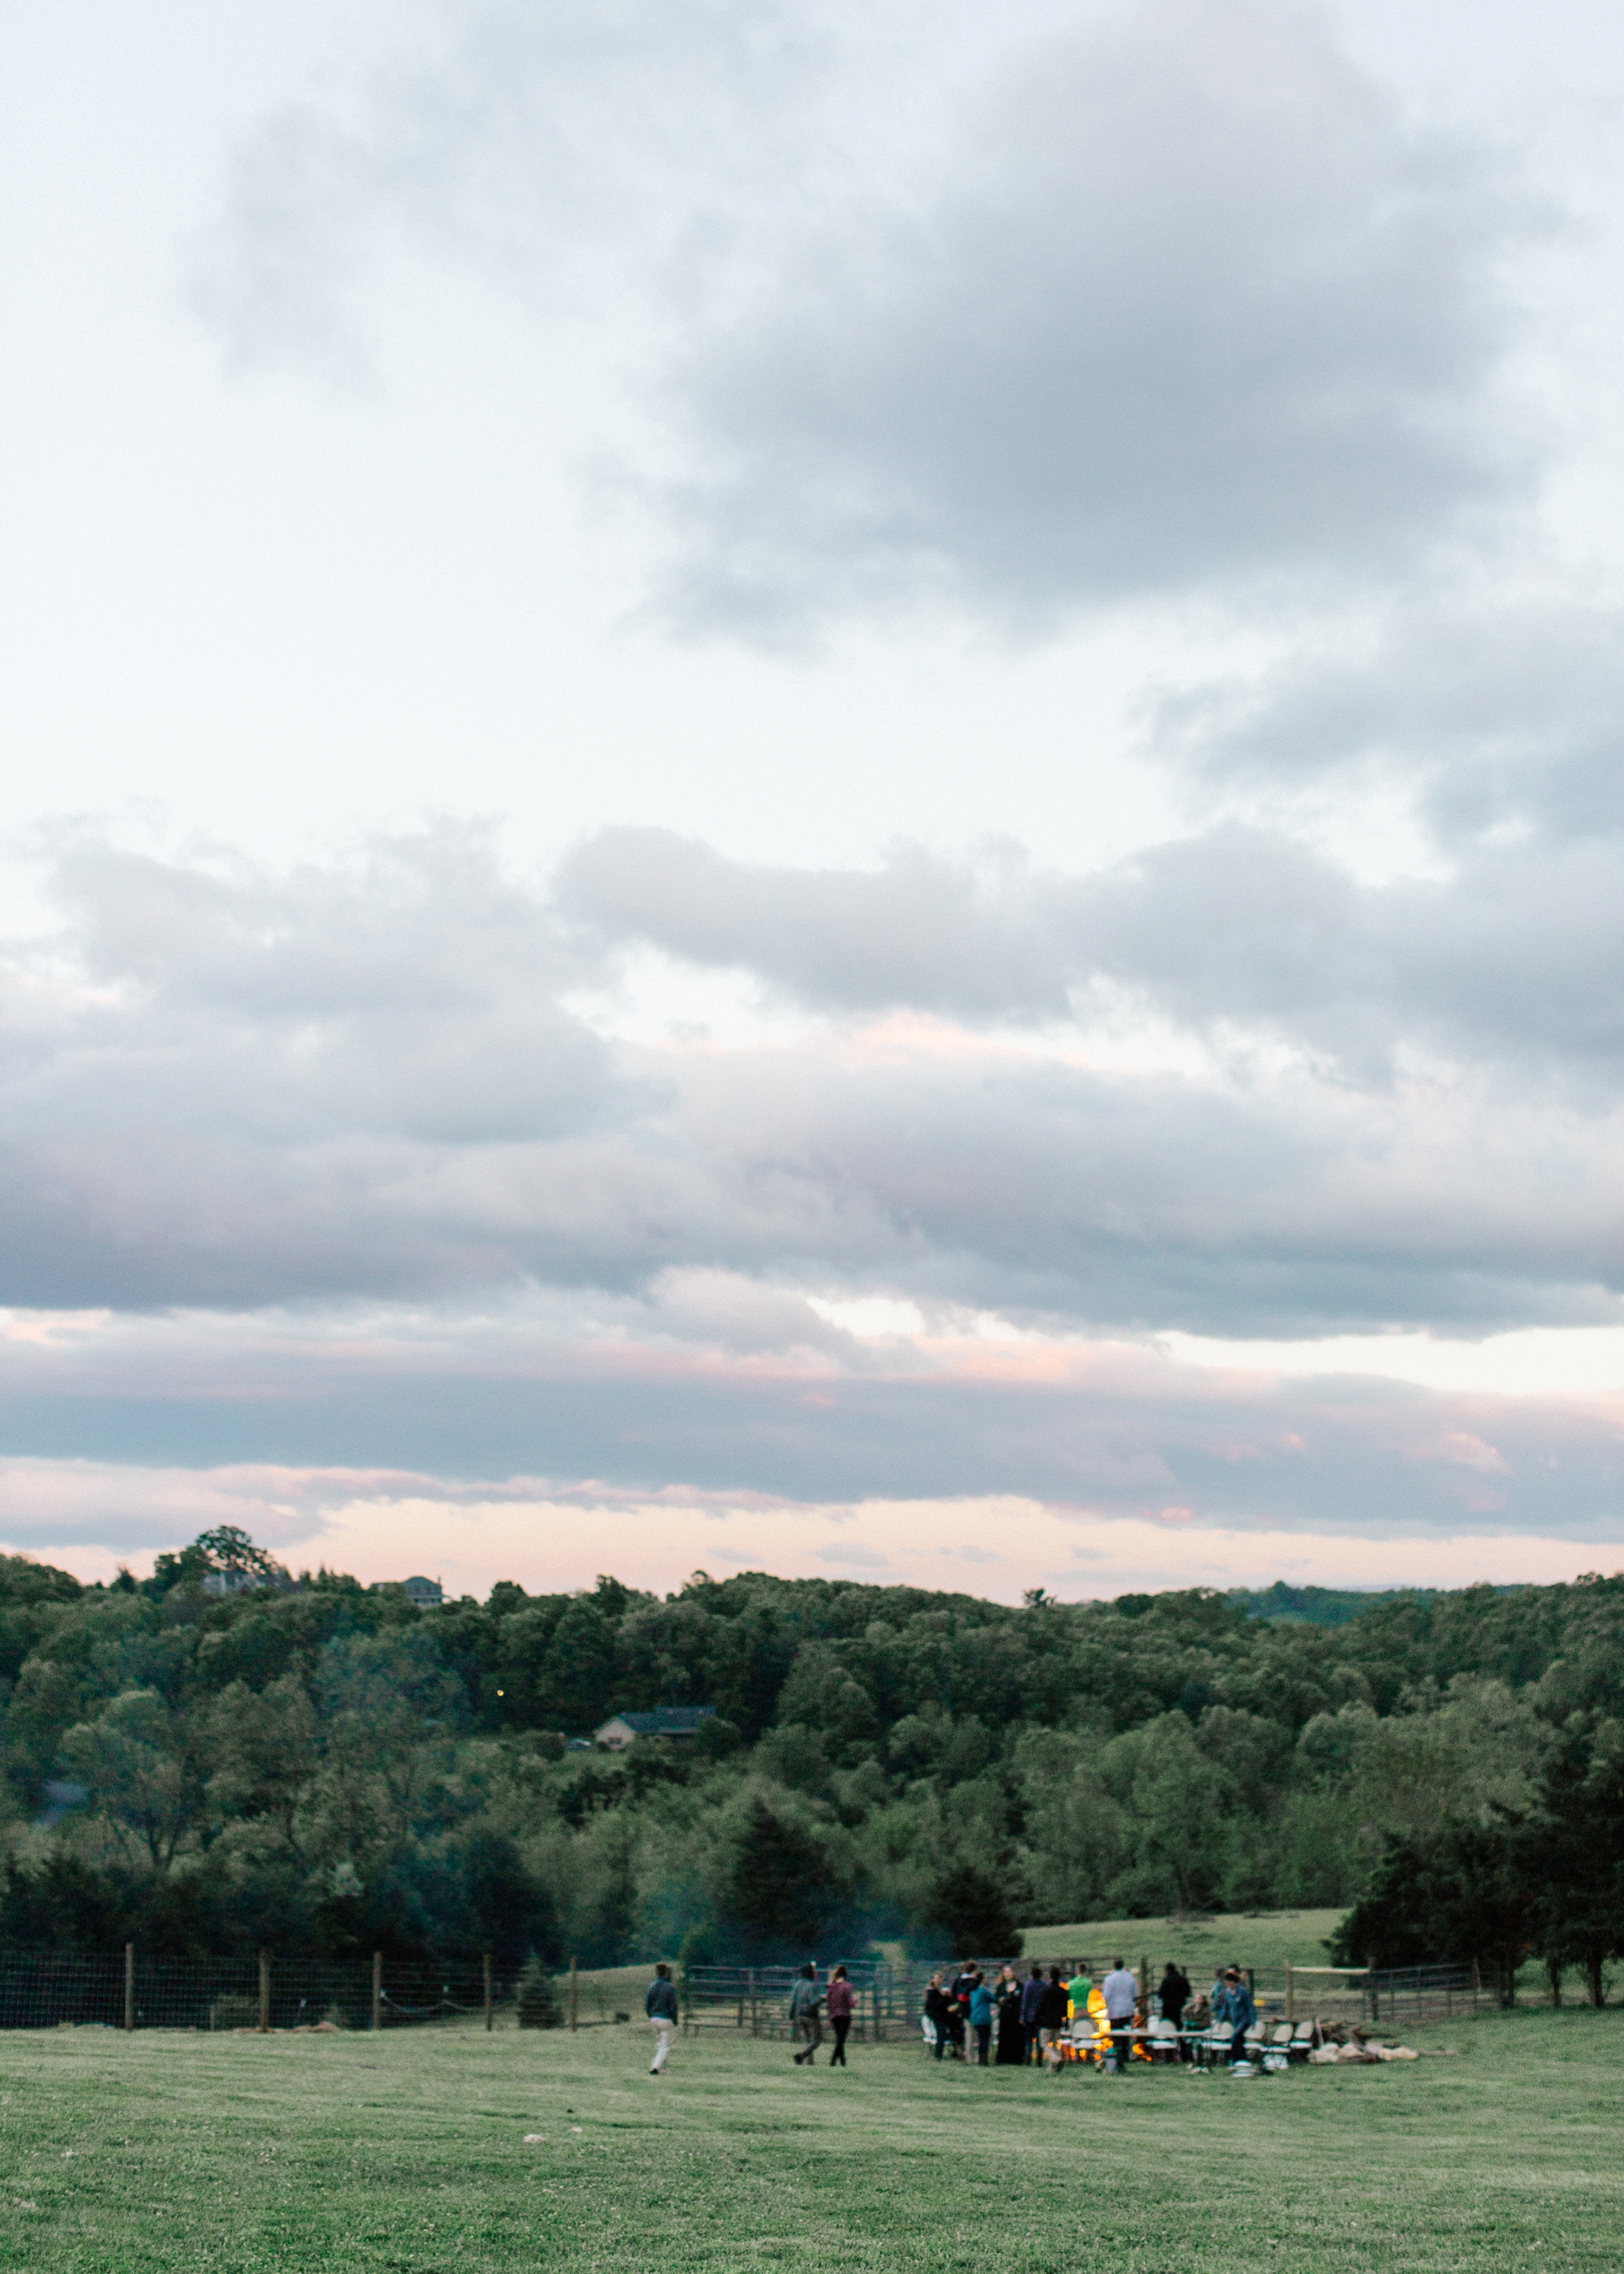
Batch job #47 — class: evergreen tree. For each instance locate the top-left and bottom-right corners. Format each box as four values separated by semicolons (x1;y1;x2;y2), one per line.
721;1798;833;1954
516;1954;562;2029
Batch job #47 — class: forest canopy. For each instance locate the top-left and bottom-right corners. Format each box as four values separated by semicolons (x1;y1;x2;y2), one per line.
1;1546;1621;1988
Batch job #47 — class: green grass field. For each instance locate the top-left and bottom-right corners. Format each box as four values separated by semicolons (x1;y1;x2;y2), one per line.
1019;1909;1348;1975
2;2003;1622;2272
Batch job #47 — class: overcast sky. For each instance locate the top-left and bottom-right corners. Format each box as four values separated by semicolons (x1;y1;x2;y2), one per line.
6;0;1624;1600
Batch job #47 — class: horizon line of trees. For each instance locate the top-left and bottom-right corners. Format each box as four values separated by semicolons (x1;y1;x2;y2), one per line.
0;1538;1620;1998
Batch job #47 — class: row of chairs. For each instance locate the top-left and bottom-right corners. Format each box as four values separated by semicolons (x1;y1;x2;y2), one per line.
920;2014;1322;2063
1064;2016;1320;2063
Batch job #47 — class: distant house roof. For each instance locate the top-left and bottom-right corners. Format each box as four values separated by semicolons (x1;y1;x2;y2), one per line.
202;1566;293;1597
36;1779;87;1831
594;1706;716;1746
367;1576;444;1606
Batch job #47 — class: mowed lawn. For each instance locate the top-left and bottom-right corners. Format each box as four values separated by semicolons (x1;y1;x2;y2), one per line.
2;2005;1622;2272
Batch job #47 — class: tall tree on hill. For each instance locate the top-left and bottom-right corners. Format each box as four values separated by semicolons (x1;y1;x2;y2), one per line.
719;1797;835;1955
1524;1722;1624;2008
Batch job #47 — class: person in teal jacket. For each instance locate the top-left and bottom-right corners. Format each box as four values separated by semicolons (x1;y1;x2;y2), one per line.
968;1973;995;2065
1219;1969;1256;2064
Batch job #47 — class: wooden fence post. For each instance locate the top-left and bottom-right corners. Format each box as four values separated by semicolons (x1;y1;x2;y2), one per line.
568;1956;578;2034
483;1952;493;2032
258;1949;270;2034
1285;1962;1294;2023
371;1950;382;2034
123;1943;135;2033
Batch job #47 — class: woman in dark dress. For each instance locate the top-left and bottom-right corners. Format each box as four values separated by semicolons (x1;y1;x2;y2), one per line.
995;1965;1025;2064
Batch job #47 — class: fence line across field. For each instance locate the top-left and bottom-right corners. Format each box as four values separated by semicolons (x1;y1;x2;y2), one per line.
0;1947;1488;2038
681;1956;1487;2042
0;1947;515;2034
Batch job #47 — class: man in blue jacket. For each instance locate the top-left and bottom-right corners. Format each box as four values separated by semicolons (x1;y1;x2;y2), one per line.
788;1965;823;2064
646;1963;679;2074
1219;1968;1256;2065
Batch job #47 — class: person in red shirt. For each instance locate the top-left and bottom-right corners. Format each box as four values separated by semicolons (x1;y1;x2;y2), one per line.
826;1965;857;2067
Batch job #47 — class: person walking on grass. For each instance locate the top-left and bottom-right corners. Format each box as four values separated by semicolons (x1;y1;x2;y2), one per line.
646;1962;678;2074
789;1964;823;2064
826;1965;855;2068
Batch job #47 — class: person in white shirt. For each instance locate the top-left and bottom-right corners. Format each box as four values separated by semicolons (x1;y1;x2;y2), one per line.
1101;1960;1138;2070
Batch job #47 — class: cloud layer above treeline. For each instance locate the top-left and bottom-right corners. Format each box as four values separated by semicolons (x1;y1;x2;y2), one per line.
6;822;1624;1342
9;1;1624;1584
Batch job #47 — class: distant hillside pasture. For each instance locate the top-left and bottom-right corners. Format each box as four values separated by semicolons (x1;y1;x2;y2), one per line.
1020;1909;1348;1976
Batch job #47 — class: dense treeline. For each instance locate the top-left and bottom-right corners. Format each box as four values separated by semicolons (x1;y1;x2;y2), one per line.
1;1539;1621;1989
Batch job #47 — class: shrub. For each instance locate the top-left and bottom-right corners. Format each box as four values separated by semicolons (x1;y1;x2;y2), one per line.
516;1954;562;2029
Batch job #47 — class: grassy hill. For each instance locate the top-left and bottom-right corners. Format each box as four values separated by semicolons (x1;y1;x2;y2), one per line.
1019;1908;1347;1976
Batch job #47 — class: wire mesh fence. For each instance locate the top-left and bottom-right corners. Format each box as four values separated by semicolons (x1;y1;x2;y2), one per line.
0;1948;512;2034
681;1956;1487;2046
683;1960;1016;2043
1277;1962;1484;2030
0;1948;1488;2039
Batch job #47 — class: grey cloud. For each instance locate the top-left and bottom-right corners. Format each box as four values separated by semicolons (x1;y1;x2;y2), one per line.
189;0;846;378
2;1308;1623;1540
663;0;1531;628
0;826;624;1305
1157;596;1624;842
559;820;1624;1083
9;828;1624;1335
192;0;1534;627
556;827;1073;1019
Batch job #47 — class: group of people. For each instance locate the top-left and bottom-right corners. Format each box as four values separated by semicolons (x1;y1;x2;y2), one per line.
787;1963;857;2067
922;1957;1259;2069
643;1953;1263;2077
